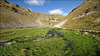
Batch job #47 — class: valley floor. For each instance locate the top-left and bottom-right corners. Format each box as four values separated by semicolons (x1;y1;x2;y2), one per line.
0;27;100;56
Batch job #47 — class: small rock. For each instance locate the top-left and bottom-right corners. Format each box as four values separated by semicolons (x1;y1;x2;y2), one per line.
84;32;89;34
3;42;12;46
93;35;95;37
75;33;79;34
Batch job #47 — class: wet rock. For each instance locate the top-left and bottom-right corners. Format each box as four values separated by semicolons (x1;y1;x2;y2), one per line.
12;41;16;43
24;38;29;40
47;34;52;37
84;32;89;34
0;42;12;46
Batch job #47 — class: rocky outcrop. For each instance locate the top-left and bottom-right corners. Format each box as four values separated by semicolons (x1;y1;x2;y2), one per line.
72;11;96;20
93;18;100;23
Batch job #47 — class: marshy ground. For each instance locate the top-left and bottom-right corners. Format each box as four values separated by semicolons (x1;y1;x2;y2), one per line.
0;27;100;56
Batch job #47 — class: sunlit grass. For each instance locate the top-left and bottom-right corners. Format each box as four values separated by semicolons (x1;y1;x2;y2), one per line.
0;27;51;42
0;28;100;56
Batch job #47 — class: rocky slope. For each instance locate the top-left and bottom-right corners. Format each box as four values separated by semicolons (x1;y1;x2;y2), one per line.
0;0;64;28
59;0;100;30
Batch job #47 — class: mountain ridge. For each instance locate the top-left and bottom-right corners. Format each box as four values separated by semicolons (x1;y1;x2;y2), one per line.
0;0;64;28
58;0;100;31
0;0;100;31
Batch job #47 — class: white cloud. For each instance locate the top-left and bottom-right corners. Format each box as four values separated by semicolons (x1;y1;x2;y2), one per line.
48;9;68;16
24;0;45;6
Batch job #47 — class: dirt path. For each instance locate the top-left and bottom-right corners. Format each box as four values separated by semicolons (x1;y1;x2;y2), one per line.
53;19;100;34
54;19;68;28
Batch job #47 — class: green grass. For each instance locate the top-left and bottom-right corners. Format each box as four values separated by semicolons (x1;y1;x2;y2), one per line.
0;27;51;42
0;37;66;56
0;28;100;56
58;29;100;56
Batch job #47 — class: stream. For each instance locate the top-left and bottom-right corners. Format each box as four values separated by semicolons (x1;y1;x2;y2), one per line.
0;29;74;55
0;29;72;48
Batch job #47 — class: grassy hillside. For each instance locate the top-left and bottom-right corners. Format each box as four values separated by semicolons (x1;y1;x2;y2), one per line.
62;0;100;30
0;0;64;28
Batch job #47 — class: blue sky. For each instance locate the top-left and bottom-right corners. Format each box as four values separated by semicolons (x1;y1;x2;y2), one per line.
7;0;84;16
